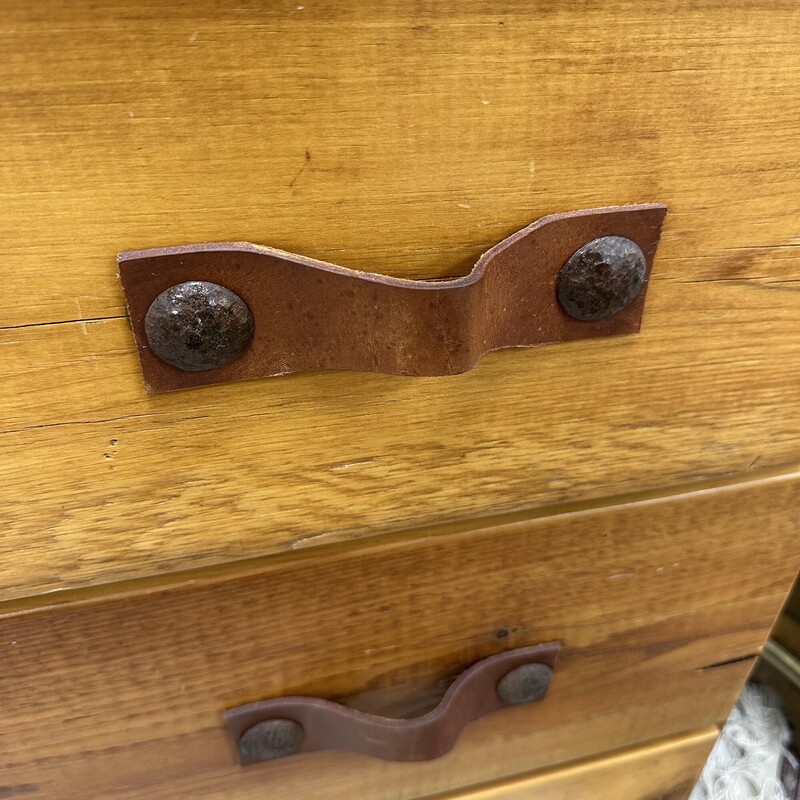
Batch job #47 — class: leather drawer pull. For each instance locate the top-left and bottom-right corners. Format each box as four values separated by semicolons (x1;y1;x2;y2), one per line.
225;642;560;766
119;204;666;393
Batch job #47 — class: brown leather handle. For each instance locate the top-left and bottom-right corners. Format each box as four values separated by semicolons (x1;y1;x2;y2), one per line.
225;643;560;766
119;204;666;393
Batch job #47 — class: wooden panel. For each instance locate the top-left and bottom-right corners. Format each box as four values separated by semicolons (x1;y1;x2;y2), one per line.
0;473;795;800
1;1;799;328
2;279;800;600
94;729;720;800
436;729;718;800
775;576;800;634
2;0;800;599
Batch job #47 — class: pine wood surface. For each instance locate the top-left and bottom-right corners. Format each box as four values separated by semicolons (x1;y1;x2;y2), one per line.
2;1;800;328
2;1;800;600
431;729;718;800
3;278;800;601
0;472;795;799
93;729;720;800
3;4;799;797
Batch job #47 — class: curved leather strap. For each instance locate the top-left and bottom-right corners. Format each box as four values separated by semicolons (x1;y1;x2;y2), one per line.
119;204;666;393
225;642;560;765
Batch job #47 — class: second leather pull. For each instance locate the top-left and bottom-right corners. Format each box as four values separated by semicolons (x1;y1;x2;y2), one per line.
225;643;561;767
118;204;667;393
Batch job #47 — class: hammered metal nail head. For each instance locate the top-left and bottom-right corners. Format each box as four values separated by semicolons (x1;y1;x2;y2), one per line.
144;281;253;372
238;719;304;761
557;235;647;321
496;662;554;705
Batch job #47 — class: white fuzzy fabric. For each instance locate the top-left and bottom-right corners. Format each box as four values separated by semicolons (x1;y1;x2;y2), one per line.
690;684;791;800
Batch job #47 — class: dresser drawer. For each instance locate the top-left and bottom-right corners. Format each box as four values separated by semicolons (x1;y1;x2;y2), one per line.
3;3;800;799
68;730;719;800
1;472;796;799
3;0;800;604
435;729;719;800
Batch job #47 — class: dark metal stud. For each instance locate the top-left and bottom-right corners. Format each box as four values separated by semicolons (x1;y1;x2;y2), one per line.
496;662;553;705
238;719;304;761
144;281;253;372
557;235;647;321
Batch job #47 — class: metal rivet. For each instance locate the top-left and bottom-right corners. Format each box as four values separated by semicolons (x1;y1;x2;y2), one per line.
144;281;253;372
557;236;647;321
238;719;304;762
496;663;553;705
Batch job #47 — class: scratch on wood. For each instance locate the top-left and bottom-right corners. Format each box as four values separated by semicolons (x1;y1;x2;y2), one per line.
289;149;312;189
698;653;758;671
0;315;127;333
329;457;377;471
75;299;88;336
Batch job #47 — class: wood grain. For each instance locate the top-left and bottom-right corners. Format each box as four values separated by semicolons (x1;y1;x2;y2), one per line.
0;1;799;329
2;277;800;599
94;730;720;800
0;473;795;799
432;729;718;800
2;4;797;796
2;2;800;599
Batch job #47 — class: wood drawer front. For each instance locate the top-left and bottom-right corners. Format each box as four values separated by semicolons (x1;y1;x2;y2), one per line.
77;730;719;800
3;1;800;603
1;472;796;800
436;729;717;800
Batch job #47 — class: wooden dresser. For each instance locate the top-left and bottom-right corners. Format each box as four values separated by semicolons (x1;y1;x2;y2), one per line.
2;2;800;798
